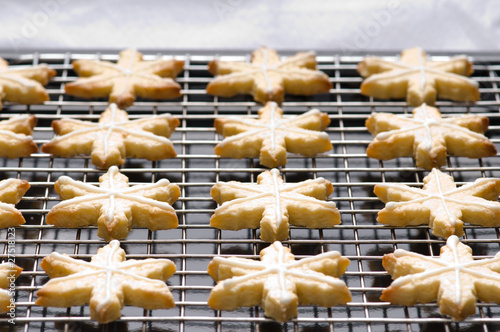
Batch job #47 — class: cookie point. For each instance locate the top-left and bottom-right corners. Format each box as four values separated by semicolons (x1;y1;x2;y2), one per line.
268;101;279;109
385;202;398;210
109;239;121;247
448;216;457;226
108;166;120;173
57;175;72;182
222;279;234;288
375;131;392;140
446;235;460;247
272;241;284;249
393;249;407;257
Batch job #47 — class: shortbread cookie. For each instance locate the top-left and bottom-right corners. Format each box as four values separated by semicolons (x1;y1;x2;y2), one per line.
375;168;500;238
382;235;500;321
357;47;479;106
41;103;179;169
0;57;55;110
0;263;22;313
0;115;38;158
36;240;176;324
366;103;496;169
0;178;30;228
46;166;180;241
65;49;184;108
211;168;340;241
208;241;351;322
215;102;332;168
207;47;332;104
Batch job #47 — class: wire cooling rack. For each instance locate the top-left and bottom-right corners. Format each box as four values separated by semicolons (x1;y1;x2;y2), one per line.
1;50;500;332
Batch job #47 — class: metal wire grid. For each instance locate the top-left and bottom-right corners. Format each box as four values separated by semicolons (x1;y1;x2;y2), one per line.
0;50;499;332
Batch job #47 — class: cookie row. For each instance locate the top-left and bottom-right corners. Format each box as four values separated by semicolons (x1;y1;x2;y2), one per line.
2;234;499;323
0;47;493;171
0;47;480;109
0;101;496;170
1;165;499;241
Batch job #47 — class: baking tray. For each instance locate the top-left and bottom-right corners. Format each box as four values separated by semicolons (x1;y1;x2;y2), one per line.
1;50;500;332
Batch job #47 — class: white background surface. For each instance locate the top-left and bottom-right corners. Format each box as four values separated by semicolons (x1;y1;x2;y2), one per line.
1;0;500;55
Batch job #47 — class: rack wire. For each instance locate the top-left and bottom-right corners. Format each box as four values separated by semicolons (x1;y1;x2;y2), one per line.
1;50;500;332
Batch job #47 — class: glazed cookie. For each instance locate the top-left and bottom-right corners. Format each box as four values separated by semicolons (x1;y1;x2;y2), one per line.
358;47;479;106
65;49;184;108
382;235;500;321
375;168;500;238
366;103;496;169
0;114;38;158
207;47;332;104
208;241;351;322
0;263;22;313
46;166;180;241
41;103;179;169
211;168;340;241
215;102;332;168
0;57;55;109
36;240;176;324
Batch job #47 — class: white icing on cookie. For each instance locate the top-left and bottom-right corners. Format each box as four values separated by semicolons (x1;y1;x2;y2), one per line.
269;102;278;150
105;167;118;223
116;49;137;97
420;104;433;150
103;103;119;157
432;168;456;225
261;48;274;94
0;73;38;88
417;49;427;91
271;168;283;228
97;240;120;313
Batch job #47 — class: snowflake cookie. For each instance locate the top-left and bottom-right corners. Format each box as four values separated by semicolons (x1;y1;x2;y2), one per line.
366;103;496;169
41;103;179;169
208;241;351;322
0;57;55;109
211;168;340;241
36;240;176;324
65;49;184;108
207;47;332;104
375;168;500;238
382;235;500;321
47;166;180;241
358;47;479;106
215;102;332;168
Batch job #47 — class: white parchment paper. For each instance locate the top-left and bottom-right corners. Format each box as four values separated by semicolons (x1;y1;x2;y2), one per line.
0;0;499;55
